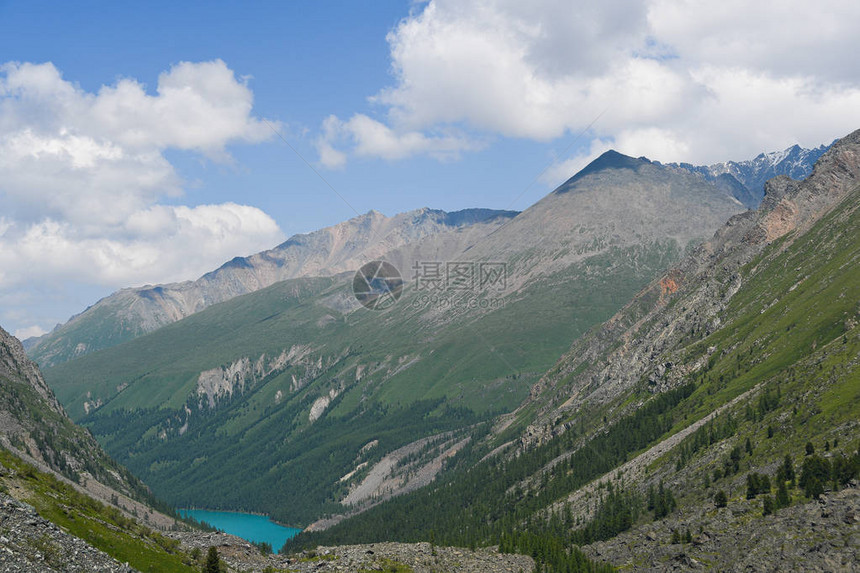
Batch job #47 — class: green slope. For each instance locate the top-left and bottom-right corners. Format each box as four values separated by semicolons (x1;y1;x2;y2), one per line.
0;448;198;572
44;240;684;525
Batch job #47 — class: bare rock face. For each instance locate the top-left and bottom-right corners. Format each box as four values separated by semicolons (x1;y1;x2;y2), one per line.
0;326;63;415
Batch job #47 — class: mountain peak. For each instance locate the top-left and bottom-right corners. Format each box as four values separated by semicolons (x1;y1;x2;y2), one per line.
558;150;652;191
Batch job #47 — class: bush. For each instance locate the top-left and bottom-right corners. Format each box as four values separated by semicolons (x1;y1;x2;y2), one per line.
714;490;728;508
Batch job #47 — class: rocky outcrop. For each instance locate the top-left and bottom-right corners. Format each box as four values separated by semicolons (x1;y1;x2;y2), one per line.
167;531;534;573
0;494;135;572
195;345;317;409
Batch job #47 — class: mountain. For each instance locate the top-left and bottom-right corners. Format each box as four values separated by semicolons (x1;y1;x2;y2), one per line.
288;129;860;571
1;325;148;500
42;151;744;529
0;325;212;571
667;142;831;208
27;207;518;368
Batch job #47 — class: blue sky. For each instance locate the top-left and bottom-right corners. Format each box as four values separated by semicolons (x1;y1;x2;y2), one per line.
1;0;859;338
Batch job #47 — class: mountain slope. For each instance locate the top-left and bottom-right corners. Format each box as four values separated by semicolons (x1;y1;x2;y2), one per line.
1;325;153;504
28;207;517;368
43;151;744;527
0;325;208;571
287;129;860;571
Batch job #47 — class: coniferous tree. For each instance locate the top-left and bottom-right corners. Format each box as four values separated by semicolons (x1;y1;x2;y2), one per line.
800;455;831;498
203;546;221;573
777;454;795;485
775;480;790;509
714;490;728;508
762;496;774;516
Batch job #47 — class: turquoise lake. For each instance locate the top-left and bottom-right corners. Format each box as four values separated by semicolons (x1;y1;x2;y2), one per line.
180;509;301;550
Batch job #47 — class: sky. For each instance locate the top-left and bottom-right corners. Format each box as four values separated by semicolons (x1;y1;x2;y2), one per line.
1;0;860;339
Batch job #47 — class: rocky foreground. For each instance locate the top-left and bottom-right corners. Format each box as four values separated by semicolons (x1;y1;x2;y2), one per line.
0;493;133;572
584;486;860;572
168;530;534;572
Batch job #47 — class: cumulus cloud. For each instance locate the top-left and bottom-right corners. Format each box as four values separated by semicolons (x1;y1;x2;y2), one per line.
0;60;284;335
319;0;860;170
0;203;283;288
317;113;481;167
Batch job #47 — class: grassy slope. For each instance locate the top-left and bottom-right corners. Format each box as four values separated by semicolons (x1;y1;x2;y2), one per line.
0;448;197;572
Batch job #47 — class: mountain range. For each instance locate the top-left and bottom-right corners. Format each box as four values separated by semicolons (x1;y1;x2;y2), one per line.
667;142;831;208
26;142;828;371
40;148;744;528
289;128;860;570
4;132;857;571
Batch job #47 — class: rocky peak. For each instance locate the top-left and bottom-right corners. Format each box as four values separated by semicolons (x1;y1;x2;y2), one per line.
666;140;832;208
525;127;860;430
0;326;63;415
559;150;652;190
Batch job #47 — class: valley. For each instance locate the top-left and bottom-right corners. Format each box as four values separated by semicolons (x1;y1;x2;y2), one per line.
2;133;857;572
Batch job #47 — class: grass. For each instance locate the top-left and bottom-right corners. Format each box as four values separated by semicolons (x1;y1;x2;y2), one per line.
0;448;197;572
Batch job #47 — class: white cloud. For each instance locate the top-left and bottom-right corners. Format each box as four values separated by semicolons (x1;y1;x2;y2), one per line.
319;0;860;170
318;113;481;167
14;325;48;340
0;203;283;289
0;60;284;335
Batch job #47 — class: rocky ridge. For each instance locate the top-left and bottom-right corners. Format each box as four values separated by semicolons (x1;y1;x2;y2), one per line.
668;142;831;208
28;208;517;368
166;531;534;573
524;128;860;435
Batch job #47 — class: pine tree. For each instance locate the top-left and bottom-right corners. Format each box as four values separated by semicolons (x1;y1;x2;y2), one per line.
762;496;774;516
775;480;790;509
714;490;728;508
203;546;221;573
746;473;759;499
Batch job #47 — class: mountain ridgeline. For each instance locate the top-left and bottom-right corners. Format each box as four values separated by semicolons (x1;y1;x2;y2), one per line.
42;149;745;529
289;129;860;570
27;207;518;367
667;142;830;208
24;132;859;572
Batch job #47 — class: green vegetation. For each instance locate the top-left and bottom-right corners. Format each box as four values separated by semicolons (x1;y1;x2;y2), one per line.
0;448;197;572
285;383;695;571
357;557;413;572
44;241;683;525
203;546;221;573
